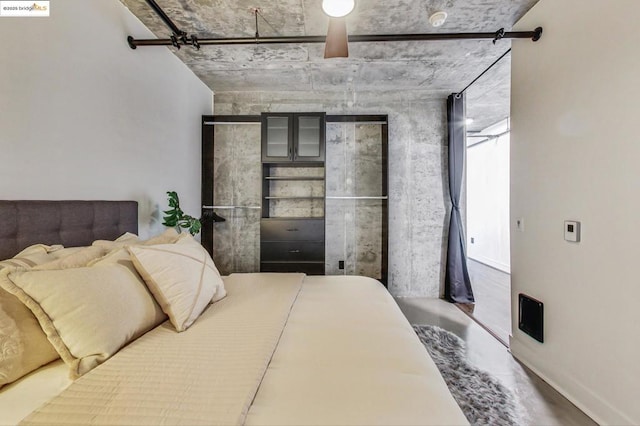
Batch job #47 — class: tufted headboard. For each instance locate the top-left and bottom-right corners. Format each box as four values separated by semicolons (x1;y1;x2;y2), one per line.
0;200;138;260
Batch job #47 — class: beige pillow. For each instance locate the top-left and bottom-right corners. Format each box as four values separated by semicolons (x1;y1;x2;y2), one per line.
15;244;64;257
129;236;226;332
0;273;60;388
0;264;166;378
116;232;139;242
91;232;141;250
0;244;65;271
142;228;180;245
33;246;107;270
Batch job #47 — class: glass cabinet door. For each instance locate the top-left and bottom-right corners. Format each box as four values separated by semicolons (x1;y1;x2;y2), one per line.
262;114;292;162
262;113;325;163
294;114;325;162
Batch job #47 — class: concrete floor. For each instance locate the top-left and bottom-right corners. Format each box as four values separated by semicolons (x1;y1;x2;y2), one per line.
395;297;598;426
467;259;512;345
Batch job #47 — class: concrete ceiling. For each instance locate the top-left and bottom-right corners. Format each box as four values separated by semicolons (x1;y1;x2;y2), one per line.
121;0;538;131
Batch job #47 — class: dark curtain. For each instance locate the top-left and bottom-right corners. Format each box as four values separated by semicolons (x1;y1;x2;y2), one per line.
444;93;474;303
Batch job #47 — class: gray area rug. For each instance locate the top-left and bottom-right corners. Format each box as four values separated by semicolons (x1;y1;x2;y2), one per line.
413;324;521;426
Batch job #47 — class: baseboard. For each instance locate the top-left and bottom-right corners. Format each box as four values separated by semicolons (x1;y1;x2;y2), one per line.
509;336;634;425
467;255;510;274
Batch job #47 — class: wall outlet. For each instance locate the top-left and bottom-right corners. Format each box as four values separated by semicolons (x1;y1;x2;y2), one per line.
516;217;525;232
470;237;475;244
338;260;344;270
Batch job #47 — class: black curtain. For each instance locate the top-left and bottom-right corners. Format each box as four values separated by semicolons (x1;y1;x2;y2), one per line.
444;93;474;303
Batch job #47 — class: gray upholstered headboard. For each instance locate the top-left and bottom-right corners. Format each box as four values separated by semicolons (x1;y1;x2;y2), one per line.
0;200;138;260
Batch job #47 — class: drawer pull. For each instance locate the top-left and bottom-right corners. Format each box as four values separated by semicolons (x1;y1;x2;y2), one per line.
289;250;300;253
286;228;299;232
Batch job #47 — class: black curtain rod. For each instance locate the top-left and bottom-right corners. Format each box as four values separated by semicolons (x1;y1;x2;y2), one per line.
127;28;542;49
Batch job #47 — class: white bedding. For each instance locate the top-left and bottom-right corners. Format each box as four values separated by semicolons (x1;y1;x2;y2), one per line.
2;274;467;425
246;276;467;425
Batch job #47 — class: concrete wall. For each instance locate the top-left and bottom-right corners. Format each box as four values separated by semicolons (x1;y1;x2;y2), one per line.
0;0;212;238
215;91;450;297
211;123;262;274
325;123;384;279
510;0;640;423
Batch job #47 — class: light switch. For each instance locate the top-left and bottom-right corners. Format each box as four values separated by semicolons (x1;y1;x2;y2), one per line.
564;220;580;242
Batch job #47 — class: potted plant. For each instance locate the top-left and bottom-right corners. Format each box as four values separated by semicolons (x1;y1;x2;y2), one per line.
162;191;201;236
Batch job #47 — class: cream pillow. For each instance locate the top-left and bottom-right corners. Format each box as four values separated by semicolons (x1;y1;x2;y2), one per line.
33;246;107;270
91;232;141;250
129;236;225;332
175;235;227;304
0;244;64;271
0;278;60;388
142;228;180;245
0;264;166;378
116;232;139;242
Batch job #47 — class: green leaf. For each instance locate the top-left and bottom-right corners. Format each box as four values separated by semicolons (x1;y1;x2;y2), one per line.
189;220;201;236
162;191;201;236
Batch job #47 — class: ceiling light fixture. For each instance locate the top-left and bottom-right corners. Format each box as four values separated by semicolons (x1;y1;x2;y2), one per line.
322;0;355;18
429;11;448;27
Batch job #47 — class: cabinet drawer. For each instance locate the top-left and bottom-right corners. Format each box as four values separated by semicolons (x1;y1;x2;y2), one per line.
261;219;324;241
260;261;325;275
261;241;324;262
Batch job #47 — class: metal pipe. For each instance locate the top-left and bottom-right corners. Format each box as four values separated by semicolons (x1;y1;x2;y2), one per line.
127;29;543;49
144;0;185;36
326;196;389;200
202;205;261;209
203;121;261;125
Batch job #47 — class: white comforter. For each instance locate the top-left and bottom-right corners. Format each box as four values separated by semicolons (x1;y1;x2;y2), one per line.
17;274;467;425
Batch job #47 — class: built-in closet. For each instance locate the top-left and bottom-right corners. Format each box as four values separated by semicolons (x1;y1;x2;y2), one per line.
201;114;388;284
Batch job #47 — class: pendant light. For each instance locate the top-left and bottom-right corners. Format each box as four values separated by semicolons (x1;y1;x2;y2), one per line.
322;0;355;58
322;0;355;18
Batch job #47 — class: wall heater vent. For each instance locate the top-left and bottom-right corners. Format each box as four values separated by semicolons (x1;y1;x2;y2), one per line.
519;294;544;343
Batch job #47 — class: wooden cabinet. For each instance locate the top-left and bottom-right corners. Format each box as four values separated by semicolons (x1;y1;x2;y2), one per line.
260;112;326;275
260;218;325;275
261;113;325;163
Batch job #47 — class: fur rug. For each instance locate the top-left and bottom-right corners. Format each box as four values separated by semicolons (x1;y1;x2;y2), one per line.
413;325;521;426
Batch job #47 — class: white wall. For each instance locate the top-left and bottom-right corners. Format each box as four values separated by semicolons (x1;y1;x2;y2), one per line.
0;0;212;238
467;123;511;272
510;1;640;424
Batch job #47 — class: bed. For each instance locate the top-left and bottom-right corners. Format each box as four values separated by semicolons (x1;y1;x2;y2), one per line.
0;200;467;425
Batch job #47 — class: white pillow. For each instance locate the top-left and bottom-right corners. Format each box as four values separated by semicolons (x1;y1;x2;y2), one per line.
33;246;107;270
0;244;65;271
142;228;180;245
129;235;226;332
0;275;60;388
0;264;166;378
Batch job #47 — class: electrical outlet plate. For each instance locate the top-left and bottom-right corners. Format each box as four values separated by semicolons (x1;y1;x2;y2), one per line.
516;217;525;232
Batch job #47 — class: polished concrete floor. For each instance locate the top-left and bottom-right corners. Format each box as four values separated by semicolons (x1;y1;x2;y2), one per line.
467;259;511;345
395;297;597;426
